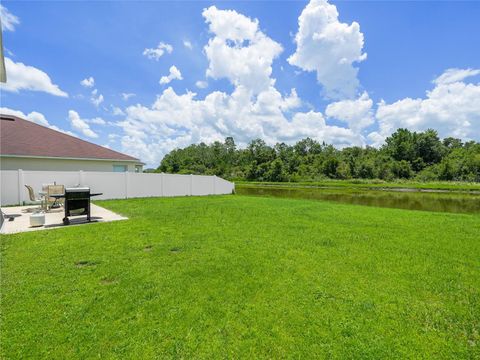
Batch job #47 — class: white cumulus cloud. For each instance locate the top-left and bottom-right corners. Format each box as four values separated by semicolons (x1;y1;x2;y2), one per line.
159;65;183;85
183;40;193;49
143;42;173;60
80;76;95;88
89;117;106;125
433;68;480;86
288;0;366;99
68;110;99;138
90;89;104;107
121;93;136;101
111;106;125;116
326;92;374;133
368;69;480;146
0;5;19;32
195;80;208;89
0;58;68;97
203;6;283;94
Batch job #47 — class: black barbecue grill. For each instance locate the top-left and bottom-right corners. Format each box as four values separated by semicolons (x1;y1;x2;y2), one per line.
51;187;102;225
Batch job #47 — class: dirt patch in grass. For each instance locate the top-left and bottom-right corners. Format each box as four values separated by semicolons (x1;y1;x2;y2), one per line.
100;277;118;285
314;291;336;301
320;239;336;247
144;245;153;252
170;247;182;253
75;260;97;268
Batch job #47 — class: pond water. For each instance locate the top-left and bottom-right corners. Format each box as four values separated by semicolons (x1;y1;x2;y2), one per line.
237;185;480;214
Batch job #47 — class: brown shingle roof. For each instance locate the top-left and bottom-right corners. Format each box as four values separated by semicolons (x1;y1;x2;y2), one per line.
0;115;140;162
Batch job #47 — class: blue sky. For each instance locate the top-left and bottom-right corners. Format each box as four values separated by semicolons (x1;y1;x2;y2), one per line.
1;1;479;167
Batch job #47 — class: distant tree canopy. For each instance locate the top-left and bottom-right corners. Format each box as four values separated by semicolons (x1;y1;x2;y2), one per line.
157;129;480;182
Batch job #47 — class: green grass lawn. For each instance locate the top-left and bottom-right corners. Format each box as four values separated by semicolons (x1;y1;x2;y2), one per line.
1;195;479;358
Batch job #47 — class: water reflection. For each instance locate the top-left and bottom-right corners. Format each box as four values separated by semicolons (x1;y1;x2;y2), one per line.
237;186;480;214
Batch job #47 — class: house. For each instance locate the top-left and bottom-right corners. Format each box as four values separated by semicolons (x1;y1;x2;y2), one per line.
0;114;144;172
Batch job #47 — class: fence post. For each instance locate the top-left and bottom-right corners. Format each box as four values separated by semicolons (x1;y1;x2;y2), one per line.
18;169;24;205
125;171;129;199
79;170;85;186
190;174;193;196
160;173;164;197
213;175;216;194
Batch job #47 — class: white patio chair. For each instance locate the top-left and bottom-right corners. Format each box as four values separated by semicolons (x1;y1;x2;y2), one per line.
24;185;44;212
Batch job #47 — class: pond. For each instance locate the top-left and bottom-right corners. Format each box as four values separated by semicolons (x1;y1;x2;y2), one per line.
236;185;480;214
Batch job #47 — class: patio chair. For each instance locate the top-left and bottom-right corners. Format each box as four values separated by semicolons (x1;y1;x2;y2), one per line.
24;185;44;212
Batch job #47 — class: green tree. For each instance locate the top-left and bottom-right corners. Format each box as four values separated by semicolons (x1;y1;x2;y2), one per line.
384;129;416;163
415;129;445;167
392;160;413;179
156;131;479;183
266;159;287;182
322;157;339;178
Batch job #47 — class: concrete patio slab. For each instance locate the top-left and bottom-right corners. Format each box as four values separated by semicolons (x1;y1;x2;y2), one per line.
1;204;127;234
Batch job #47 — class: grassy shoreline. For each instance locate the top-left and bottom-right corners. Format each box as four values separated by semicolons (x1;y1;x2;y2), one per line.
235;179;480;192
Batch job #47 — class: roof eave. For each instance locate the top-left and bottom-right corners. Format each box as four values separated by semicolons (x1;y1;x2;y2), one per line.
0;154;144;164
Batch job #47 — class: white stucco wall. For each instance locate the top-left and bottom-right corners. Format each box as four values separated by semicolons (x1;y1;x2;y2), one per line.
0;156;142;172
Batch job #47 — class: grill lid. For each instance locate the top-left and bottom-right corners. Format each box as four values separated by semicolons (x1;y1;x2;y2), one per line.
65;187;90;192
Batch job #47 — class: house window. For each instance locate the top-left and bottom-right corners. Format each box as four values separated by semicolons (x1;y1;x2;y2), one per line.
113;165;127;172
135;165;142;173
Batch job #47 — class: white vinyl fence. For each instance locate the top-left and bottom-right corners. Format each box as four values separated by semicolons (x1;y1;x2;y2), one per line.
0;170;235;206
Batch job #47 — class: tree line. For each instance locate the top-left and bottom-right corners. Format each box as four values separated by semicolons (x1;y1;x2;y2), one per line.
156;128;480;182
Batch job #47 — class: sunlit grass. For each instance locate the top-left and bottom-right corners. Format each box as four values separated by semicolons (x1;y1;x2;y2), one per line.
1;195;479;358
